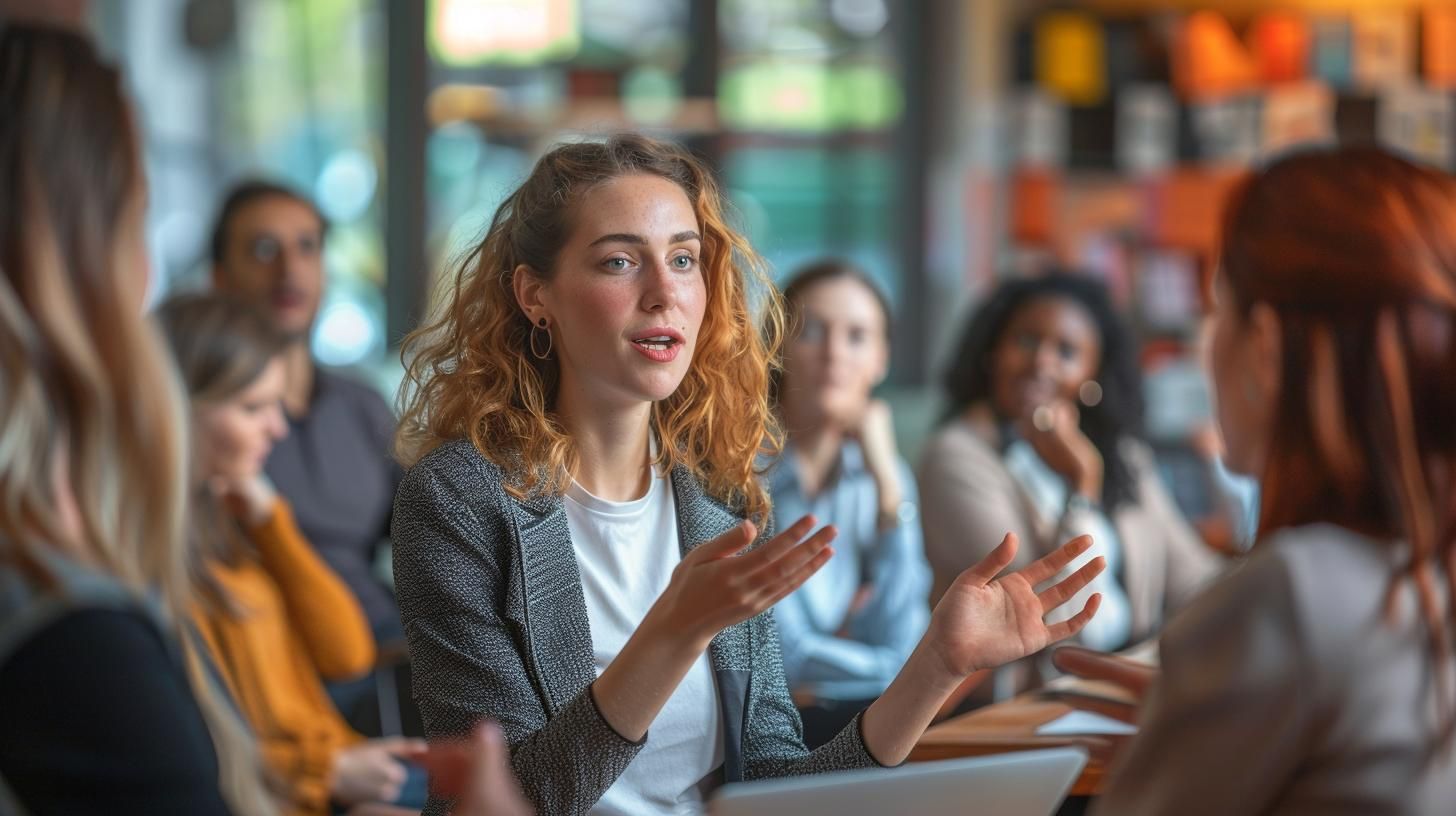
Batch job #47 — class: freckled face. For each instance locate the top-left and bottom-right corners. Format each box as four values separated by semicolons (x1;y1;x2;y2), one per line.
535;174;707;410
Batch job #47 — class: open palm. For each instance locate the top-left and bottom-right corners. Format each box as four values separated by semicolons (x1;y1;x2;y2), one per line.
926;533;1104;677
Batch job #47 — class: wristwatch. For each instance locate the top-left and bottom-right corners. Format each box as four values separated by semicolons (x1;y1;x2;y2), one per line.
1065;492;1101;514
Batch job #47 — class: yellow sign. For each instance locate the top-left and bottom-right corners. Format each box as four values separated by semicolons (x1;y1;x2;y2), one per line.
1035;12;1107;106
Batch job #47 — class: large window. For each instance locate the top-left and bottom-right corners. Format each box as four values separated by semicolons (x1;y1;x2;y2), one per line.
717;0;904;300
223;0;387;369
99;0;390;373
100;0;919;380
421;0;911;312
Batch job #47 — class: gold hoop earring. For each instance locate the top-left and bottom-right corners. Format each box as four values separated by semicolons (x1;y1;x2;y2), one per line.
530;318;553;360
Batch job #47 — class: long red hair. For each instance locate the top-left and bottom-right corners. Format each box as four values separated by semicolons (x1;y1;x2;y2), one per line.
1221;146;1456;742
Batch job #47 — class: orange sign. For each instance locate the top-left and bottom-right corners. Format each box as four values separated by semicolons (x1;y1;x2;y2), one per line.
1251;12;1309;85
1425;7;1456;89
1174;11;1259;101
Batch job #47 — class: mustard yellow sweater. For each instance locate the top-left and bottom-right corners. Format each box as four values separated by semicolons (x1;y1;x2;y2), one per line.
193;499;376;815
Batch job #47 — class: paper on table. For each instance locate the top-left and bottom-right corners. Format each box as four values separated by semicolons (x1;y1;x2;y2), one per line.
1118;638;1159;666
1036;710;1138;737
1042;674;1140;706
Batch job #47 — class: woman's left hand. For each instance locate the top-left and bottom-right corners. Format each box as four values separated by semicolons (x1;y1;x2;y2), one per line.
857;533;1105;766
923;533;1104;679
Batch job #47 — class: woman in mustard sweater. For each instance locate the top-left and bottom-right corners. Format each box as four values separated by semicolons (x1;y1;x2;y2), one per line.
156;292;427;815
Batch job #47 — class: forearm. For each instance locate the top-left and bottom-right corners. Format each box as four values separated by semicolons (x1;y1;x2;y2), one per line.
858;642;961;765
504;688;645;814
251;500;376;675
867;460;904;519
849;519;932;652
589;608;707;742
1071;460;1103;500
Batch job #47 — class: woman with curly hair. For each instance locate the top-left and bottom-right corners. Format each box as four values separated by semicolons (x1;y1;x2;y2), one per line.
390;133;1106;815
919;274;1222;701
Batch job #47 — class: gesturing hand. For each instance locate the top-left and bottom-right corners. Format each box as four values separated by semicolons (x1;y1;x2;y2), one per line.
1051;646;1157;704
412;722;533;816
650;514;836;651
923;533;1104;679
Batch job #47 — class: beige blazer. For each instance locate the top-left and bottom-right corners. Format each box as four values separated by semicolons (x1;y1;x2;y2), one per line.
916;412;1222;696
1097;524;1456;815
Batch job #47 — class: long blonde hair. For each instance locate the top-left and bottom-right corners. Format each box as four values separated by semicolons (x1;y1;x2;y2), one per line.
397;134;785;522
0;25;273;814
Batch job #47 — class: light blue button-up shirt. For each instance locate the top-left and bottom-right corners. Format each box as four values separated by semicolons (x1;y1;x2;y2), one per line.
768;441;932;702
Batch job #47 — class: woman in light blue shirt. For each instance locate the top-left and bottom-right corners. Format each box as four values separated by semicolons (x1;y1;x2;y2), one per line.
769;260;932;747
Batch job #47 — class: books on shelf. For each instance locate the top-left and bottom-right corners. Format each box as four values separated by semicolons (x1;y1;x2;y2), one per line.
1262;80;1336;157
1010;89;1068;170
1117;84;1177;175
1352;9;1414;90
1190;94;1261;165
1378;84;1454;169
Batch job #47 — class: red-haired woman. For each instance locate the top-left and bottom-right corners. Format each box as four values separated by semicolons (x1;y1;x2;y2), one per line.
390;134;1106;815
1060;146;1456;813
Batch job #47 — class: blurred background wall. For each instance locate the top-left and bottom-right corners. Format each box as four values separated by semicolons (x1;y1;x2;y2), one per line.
16;0;1453;484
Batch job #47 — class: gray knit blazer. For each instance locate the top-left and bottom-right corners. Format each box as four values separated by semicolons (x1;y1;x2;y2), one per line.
392;438;884;815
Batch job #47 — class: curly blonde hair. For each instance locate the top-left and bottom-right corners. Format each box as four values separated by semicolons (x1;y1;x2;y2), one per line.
397;134;785;522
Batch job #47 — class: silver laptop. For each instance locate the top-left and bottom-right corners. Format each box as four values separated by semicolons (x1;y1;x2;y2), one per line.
708;748;1087;816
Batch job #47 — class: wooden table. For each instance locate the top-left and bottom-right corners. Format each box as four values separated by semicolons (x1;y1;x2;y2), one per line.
907;687;1137;798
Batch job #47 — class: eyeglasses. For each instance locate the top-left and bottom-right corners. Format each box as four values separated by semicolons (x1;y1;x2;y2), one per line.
244;234;320;264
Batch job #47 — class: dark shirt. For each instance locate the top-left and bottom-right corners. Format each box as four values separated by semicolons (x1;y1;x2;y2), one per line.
265;367;403;641
0;608;232;815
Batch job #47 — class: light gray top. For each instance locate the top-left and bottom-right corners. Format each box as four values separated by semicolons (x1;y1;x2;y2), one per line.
1097;523;1456;815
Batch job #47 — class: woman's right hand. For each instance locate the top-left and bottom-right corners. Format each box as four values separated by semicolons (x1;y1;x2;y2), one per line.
1051;645;1157;705
331;737;426;806
648;515;837;652
588;515;836;743
413;722;533;816
1020;400;1104;500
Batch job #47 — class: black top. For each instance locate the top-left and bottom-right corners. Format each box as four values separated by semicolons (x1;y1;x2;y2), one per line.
0;608;232;815
265;367;403;641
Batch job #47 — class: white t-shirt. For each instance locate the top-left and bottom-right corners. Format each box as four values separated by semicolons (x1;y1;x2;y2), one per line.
1004;440;1133;651
565;470;724;815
